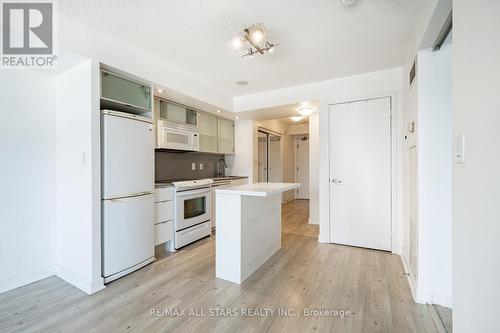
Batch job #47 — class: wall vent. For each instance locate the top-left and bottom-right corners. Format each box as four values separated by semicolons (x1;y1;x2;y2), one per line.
409;59;417;86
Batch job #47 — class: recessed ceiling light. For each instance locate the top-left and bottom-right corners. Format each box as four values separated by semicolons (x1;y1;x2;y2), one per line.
236;80;249;86
157;88;163;93
340;0;357;6
291;116;303;122
298;107;315;116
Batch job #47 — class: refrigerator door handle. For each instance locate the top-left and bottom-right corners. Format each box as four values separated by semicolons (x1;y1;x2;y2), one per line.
107;192;154;201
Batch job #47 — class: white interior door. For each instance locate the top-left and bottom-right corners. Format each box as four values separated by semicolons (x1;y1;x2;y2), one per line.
295;136;309;199
258;132;268;182
268;135;282;182
329;97;392;251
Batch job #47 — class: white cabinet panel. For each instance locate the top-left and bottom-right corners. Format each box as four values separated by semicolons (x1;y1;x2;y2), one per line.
155;200;174;224
155;220;174;246
154;187;174;202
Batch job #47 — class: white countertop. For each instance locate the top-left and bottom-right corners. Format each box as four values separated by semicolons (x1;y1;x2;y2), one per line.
215;182;300;197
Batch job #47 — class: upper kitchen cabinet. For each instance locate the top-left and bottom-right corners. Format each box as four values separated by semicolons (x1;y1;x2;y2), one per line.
217;117;235;154
198;112;218;153
158;98;197;127
101;70;152;115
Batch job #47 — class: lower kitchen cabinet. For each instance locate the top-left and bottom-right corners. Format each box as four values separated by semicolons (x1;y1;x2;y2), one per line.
154;186;174;246
155;220;174;246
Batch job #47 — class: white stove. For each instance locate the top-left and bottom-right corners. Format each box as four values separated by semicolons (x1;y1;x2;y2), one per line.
171;178;214;249
172;178;214;191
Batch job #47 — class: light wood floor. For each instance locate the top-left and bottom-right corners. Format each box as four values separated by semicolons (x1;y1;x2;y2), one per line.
0;200;436;333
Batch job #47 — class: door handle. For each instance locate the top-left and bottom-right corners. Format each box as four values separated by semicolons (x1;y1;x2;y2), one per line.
331;179;343;184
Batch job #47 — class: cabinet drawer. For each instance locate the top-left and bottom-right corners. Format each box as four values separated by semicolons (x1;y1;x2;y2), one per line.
155;187;174;202
155;220;174;246
175;222;211;249
155;200;174;224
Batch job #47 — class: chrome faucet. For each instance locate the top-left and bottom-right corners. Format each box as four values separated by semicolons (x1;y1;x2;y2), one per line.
216;158;227;177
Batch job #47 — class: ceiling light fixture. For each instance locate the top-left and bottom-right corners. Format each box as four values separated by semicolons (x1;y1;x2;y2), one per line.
340;0;357;7
298;106;315;116
232;24;279;58
290;116;303;122
157;88;163;93
235;116;239;120
217;109;221;113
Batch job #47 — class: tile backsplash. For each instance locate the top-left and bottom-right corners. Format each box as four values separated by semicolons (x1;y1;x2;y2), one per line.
155;151;226;181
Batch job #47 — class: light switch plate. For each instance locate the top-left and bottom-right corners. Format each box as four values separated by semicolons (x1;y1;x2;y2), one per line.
191;163;196;170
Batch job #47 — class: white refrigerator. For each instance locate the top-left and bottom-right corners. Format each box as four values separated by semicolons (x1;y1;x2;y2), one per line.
101;110;155;283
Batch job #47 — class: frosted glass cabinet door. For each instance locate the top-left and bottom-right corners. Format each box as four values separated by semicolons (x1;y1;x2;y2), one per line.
198;112;218;153
159;100;197;126
101;71;151;110
218;118;235;154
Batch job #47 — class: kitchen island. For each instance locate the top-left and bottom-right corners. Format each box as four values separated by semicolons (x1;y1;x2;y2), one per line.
215;182;300;284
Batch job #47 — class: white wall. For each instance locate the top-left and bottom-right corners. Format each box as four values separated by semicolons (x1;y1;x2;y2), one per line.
0;70;57;292
402;0;452;307
308;114;319;225
453;1;500;332
416;46;453;307
226;119;257;183
58;14;233;112
55;60;104;294
234;68;404;245
289;123;309;135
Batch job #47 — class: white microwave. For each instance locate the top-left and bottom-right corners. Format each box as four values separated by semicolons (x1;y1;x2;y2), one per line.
157;119;199;151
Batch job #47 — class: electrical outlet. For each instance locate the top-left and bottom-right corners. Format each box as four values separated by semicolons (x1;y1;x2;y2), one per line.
191;163;196;170
199;163;203;170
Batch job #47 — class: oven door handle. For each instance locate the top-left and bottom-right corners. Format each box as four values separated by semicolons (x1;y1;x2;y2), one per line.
176;188;211;197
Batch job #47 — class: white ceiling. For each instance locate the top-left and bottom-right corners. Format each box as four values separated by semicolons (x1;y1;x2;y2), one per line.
59;0;425;96
278;117;309;126
236;101;318;122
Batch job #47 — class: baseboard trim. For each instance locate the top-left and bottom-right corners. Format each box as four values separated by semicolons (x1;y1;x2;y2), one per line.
308;218;319;225
56;265;105;295
399;255;452;308
0;265;56;294
400;254;424;304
